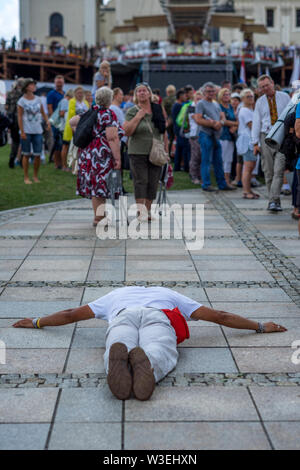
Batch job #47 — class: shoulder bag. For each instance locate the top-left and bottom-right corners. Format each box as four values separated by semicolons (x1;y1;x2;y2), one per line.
145;117;169;167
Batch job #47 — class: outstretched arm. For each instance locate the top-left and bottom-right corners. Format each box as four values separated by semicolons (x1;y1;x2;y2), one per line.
191;306;287;333
13;305;95;329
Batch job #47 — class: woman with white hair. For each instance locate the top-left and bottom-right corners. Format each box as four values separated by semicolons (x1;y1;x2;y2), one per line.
237;88;260;199
77;87;124;226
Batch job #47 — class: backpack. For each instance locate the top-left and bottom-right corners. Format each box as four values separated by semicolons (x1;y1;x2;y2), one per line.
73;107;98;149
280;111;300;164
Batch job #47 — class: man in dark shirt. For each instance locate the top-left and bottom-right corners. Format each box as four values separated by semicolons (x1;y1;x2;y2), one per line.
162;84;176;156
47;75;65;168
172;89;190;172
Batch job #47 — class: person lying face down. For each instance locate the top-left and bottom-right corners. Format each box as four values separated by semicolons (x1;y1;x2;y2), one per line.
13;286;287;401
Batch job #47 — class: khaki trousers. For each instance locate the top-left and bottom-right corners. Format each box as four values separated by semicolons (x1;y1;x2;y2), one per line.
260;133;286;203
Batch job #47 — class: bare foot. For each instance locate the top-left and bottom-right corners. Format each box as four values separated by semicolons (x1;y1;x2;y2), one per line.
33;178;41;183
24;179;32;185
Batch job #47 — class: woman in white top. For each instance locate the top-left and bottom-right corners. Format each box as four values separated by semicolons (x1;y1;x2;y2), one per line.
17;78;50;184
238;89;260;199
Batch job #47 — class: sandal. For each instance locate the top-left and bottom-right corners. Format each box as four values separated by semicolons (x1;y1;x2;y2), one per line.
250;191;260;199
243;193;256;200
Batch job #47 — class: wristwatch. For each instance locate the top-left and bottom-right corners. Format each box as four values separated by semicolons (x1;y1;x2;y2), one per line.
256;322;265;334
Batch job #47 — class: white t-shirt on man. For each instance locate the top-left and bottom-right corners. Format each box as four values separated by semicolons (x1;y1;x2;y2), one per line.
88;286;202;323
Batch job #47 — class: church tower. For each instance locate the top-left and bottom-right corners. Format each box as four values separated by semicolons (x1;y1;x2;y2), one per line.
19;0;99;46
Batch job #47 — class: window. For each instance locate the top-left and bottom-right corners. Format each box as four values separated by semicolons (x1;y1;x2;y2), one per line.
50;13;63;37
296;9;300;28
266;9;274;28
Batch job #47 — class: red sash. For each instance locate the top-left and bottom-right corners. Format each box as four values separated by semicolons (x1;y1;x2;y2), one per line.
161;307;190;345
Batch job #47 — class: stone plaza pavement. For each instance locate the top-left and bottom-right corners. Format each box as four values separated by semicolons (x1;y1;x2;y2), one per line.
0;186;299;450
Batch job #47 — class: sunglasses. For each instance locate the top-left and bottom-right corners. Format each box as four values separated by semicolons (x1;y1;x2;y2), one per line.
135;82;150;89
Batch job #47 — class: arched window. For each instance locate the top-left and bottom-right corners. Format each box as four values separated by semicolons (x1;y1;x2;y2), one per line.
50;13;64;37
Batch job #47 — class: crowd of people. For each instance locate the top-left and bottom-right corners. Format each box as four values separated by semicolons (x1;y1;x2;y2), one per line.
2;60;300;234
2;36;300;65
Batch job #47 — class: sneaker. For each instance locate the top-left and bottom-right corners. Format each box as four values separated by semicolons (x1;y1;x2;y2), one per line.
275;202;283;211
129;347;156;401
107;343;132;400
268;202;278;212
192;179;201;184
202;186;217;192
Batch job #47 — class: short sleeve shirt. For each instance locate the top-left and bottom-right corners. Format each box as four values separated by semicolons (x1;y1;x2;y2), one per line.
238;107;254;139
88;286;203;323
125;106;160;155
17;96;43;134
196;99;222;138
47;89;65;112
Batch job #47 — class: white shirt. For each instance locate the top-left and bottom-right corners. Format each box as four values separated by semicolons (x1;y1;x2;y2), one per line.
88;286;202;323
238;107;254;139
251;91;291;144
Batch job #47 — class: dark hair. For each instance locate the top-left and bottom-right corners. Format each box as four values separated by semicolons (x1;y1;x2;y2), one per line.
151;102;166;134
232;84;244;92
176;89;185;100
221;80;231;87
184;85;194;93
153;88;161;96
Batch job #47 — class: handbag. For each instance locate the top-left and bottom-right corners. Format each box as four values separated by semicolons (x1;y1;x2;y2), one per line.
145;118;169;167
67;139;79;175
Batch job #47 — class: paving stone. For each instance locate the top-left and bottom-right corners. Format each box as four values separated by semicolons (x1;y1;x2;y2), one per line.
232;348;300;373
174;348;238;374
125;387;258;421
49;422;121;450
0;349;68;374
206;288;291;303
265;422;300;450
0;388;59;422
55;387;122;423
0;327;74;348
124;422;271;450
0;424;50;450
0;301;79;319
223;325;300;347
211;302;300;318
197;270;274;282
178;326;227;348
0;287;84;302
65;348;105;373
249;387;300;421
12;270;88;282
71;328;106;348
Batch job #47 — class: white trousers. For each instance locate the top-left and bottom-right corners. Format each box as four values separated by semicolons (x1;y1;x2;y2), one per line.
220;140;234;174
103;307;178;383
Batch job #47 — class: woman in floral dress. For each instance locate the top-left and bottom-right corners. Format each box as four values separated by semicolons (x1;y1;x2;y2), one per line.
77;86;124;226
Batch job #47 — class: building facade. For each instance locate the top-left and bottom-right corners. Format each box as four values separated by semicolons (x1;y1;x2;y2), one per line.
19;0;300;48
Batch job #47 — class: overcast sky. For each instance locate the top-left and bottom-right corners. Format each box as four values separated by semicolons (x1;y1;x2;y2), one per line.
0;0;19;41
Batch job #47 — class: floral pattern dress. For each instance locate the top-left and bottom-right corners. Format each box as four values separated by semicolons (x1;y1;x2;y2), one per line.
77;106;124;199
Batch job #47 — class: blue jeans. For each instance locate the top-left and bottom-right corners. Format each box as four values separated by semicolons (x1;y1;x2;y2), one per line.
174;135;190;171
198;131;227;189
20;133;43;156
